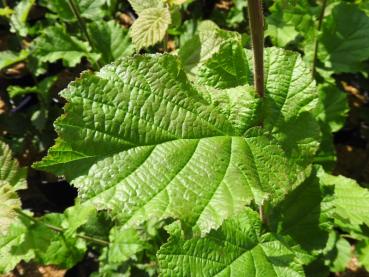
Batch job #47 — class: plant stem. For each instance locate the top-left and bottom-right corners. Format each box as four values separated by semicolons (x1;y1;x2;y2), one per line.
247;0;264;99
15;209;109;246
67;0;102;69
312;0;327;77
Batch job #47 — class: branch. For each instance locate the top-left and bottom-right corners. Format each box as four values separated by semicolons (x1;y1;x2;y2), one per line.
247;0;265;98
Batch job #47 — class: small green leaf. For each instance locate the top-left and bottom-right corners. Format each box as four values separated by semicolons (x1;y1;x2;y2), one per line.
87;20;134;64
357;239;369;271
0;217;34;273
318;169;369;228
179;21;240;77
329;237;351;273
10;0;35;37
130;7;171;50
0;184;21;236
0;7;13;17
32;24;98;67
318;3;369;73
0;50;29;71
316;84;349;133
157;208;305;277
0;141;27;191
40;0;107;21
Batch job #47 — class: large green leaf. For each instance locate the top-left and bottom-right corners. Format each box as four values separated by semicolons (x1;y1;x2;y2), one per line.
130;7;171;50
318;2;369;73
34;49;317;235
157;208;305;277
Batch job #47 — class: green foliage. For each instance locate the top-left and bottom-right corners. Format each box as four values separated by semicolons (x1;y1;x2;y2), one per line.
318;2;369;73
9;0;35;37
87;20;134;64
158;208;305;276
0;50;28;71
32;24;98;68
1;0;369;276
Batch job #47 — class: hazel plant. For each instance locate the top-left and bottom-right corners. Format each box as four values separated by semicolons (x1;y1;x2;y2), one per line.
1;0;369;276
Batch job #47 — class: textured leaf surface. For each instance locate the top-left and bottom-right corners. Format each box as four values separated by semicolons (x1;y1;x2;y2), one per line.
179;21;240;77
197;45;320;169
0;184;21;236
0;142;27;191
87;20;133;65
34;52;312;235
32;25;98;67
157;208;305;277
130;7;171;50
128;0;163;14
318;3;369;73
198;47;318;128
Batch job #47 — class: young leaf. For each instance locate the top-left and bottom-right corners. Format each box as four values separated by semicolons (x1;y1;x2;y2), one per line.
318;2;369;73
128;0;163;14
0;217;34;273
87;20;134;65
130;7;171;50
0;184;21;236
179;21;240;77
157;208;305;277
34;52;313;235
